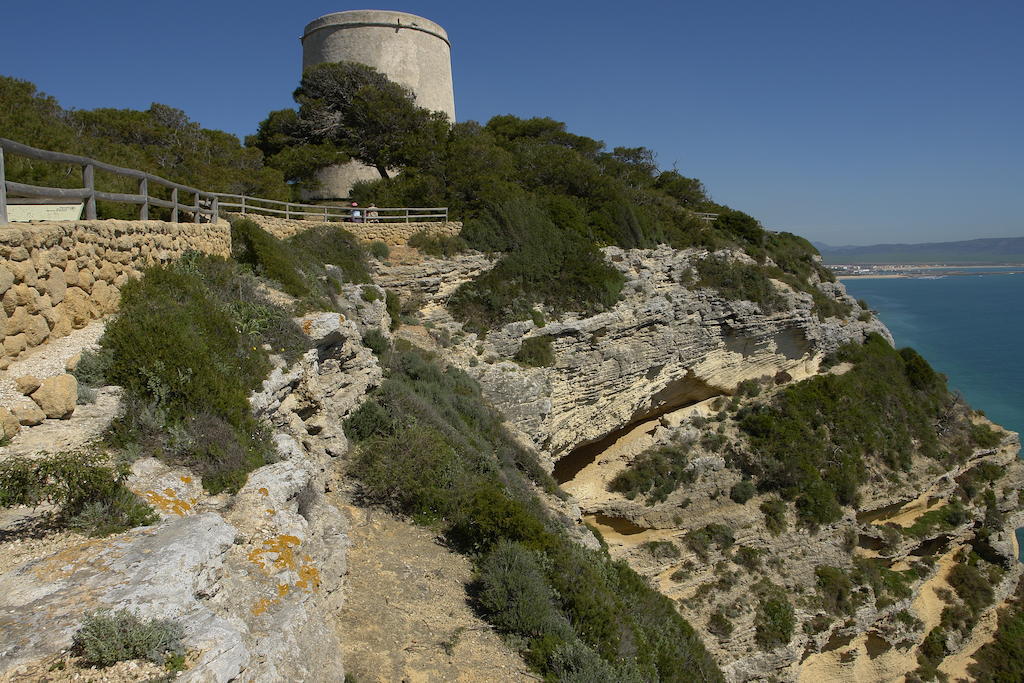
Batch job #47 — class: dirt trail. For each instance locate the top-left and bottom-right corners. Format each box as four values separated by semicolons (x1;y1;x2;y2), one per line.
333;500;532;683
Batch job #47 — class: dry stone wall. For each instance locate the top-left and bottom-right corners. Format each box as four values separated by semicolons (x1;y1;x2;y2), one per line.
228;213;461;245
0;220;230;368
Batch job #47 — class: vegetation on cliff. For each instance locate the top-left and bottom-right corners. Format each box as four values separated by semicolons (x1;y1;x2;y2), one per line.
344;343;723;681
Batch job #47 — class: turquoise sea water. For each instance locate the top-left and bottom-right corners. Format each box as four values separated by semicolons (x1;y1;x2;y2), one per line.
842;271;1024;558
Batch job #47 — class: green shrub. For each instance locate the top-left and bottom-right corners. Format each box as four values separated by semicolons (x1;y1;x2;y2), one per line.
759;497;788;535
361;285;381;302
450;197;624;332
408;230;469;257
608;441;695;503
73;610;183;668
708;609;734;638
754;583;795;650
385;290;401;330
685;524;735;561
231;218;312;298
948;563;994;615
640;540;681;560
476;540;573;640
72;347;113;387
733;546;763;571
362;329;390;355
287;223;371;285
231;218;371;308
970;423;1002;448
729;479;755;504
689;256;789;314
368;240;390;260
514;335;555;368
98;257;301;493
816;566;856;616
0;452;157;536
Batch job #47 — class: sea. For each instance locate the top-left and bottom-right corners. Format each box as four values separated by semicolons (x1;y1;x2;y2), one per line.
841;269;1024;559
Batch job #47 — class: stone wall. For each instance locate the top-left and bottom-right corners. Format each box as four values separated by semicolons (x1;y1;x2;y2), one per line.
228;213;462;246
0;220;230;368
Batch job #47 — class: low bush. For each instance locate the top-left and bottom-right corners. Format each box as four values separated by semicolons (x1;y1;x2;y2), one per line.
230;218;370;309
514;335;555;368
73;610;183;668
608;441;695;503
948;563;994;615
72;347;113;387
368;240;390;260
685;524;735;561
362;329;390;355
970;423;1003;448
449;197;624;333
0;452;157;536
759;497;788;535
99;256;305;493
754;582;796;650
815;566;856;616
640;540;681;560
408;229;469;258
730;479;755;504
688;256;789;314
707;609;734;639
385;290;402;330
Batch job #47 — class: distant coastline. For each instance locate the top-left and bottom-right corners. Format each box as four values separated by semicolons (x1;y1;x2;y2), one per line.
834;264;1024;280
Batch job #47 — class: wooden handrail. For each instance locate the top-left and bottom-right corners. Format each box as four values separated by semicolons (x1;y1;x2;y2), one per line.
214;192;449;223
0;137;218;225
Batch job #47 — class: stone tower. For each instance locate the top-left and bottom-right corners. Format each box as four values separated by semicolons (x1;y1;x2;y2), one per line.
300;10;455;199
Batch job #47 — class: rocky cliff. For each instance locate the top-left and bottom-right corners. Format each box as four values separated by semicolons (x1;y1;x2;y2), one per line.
375;244;1024;681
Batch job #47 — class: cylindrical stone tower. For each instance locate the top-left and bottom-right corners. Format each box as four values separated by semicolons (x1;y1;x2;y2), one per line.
301;10;455;199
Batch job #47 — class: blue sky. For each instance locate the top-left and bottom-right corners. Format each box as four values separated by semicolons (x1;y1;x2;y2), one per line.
2;0;1021;245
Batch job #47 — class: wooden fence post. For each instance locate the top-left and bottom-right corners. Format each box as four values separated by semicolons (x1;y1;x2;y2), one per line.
171;187;178;223
193;191;201;223
286;202;291;220
0;147;7;226
240;195;246;215
83;163;96;220
211;195;218;221
139;177;149;220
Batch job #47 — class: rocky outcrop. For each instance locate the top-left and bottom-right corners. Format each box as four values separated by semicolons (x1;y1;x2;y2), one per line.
0;291;388;680
378;245;885;464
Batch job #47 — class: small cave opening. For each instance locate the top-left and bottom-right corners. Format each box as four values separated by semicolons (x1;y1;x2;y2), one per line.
551;372;725;486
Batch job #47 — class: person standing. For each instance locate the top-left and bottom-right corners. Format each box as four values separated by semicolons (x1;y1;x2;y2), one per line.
350;202;363;223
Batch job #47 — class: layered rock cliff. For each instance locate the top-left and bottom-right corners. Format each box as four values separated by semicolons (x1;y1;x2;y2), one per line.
375;244;1024;681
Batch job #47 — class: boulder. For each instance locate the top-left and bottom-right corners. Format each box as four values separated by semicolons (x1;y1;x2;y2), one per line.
65;352;82;372
30;373;78;419
14;374;41;395
11;398;45;426
0;407;20;438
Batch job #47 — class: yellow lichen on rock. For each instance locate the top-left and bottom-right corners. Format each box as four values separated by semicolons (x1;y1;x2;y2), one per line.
143;488;192;516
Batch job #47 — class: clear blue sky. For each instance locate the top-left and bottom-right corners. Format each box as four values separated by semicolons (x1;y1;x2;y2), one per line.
2;1;1021;245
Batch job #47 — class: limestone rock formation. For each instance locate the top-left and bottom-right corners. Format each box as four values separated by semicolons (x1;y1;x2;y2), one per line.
30;373;77;419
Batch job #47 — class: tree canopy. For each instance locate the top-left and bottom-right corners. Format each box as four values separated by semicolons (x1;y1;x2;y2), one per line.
0;75;290;216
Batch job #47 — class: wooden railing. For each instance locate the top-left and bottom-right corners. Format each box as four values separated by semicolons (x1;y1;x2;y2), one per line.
0;138;218;226
213;193;448;223
694;212;719;222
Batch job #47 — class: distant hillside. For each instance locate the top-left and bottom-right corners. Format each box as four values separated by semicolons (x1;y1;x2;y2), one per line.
816;236;1024;265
